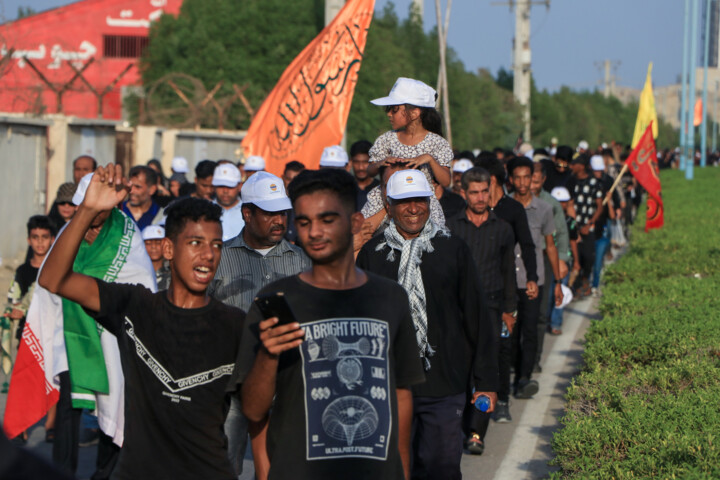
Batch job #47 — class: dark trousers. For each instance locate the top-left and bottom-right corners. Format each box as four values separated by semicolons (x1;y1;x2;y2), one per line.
536;254;552;366
576;232;595;287
463;292;509;441
412;393;465;480
513;287;542;383
53;371;120;480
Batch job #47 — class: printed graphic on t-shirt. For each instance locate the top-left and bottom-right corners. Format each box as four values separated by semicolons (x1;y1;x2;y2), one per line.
124;318;234;402
299;318;391;461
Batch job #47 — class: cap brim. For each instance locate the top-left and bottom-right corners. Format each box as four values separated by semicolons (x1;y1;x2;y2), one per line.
244;166;263;171
212;179;240;187
253;197;292;212
387;191;433;200
370;96;400;106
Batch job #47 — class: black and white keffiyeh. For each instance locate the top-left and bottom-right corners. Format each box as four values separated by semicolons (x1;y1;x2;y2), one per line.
377;220;449;371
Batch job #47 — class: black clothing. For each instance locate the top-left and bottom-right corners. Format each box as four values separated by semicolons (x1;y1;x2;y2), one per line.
438;188;466;220
448;211;517;313
594;173;621;239
513;287;542;382
233;274;425;480
357;233;499;396
566;175;603;226
90;280;244;480
14;263;38;297
357;178;380;209
491;195;538;283
412;393;466;480
540;159;572;192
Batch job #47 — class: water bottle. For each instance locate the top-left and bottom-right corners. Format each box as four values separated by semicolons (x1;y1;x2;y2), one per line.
500;322;510;338
474;394;491;412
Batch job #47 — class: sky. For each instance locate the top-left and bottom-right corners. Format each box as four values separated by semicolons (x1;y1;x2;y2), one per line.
0;0;688;91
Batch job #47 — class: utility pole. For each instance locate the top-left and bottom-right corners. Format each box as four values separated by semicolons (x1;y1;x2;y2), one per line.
687;0;700;180
325;0;346;25
594;59;620;98
411;0;424;21
435;0;453;146
493;0;550;142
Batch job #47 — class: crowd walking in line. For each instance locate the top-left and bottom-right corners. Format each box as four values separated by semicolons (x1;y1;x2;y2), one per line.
1;77;639;480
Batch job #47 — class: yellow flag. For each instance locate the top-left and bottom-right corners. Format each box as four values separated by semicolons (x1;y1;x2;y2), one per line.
631;62;659;148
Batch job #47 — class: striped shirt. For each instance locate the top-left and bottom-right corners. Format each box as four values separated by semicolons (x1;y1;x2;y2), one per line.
209;231;311;312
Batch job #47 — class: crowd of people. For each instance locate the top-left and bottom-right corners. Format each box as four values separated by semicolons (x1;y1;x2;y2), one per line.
1;77;640;480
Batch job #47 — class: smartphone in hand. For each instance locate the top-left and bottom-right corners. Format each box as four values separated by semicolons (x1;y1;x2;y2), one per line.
254;292;297;326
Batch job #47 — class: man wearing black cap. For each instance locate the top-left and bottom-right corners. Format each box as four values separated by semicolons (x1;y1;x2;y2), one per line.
540;145;574;192
566;154;603;297
507;157;563;399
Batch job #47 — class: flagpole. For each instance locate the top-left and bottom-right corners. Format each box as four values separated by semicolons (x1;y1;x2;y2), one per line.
602;163;628;206
701;0;710;167
680;0;691;170
687;0;700;180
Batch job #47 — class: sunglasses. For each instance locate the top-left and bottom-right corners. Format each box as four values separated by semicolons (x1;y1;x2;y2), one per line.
57;202;74;206
384;105;402;114
555;161;568;168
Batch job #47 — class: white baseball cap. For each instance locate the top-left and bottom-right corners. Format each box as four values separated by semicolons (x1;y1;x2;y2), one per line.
550;186;571;202
72;173;93;206
171;156;189;173
452;159;474;173
212;163;242;188
386;170;433;200
577;140;589;151
244;155;265;172
590;155;605;171
142;225;165;241
319;145;349;167
370;77;437;108
241;171;292;212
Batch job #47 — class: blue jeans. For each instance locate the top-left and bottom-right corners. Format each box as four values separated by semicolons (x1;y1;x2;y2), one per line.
593;230;610;288
224;395;249;476
550;275;569;330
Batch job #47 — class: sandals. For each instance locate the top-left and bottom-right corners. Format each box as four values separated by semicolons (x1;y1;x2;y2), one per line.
466;433;485;455
550;328;562;335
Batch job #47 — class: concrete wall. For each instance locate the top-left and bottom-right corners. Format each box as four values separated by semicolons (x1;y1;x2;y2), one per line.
0;117;50;265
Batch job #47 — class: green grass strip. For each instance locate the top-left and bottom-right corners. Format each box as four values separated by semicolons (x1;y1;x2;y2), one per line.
551;168;720;479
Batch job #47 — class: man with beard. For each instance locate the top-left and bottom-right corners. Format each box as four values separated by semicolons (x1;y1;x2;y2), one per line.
357;170;497;480
209;171;309;478
350;140;379;207
236;169;424;479
448;167;516;445
121;166;164;230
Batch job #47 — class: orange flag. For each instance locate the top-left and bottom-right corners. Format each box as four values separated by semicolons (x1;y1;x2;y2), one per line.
694;98;703;127
241;0;375;175
625;122;663;232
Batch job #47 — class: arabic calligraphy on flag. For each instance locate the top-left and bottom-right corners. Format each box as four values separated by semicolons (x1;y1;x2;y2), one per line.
241;0;376;175
625;122;664;232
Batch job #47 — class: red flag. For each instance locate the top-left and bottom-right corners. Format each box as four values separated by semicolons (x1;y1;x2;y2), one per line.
241;0;375;175
625;122;663;232
3;323;59;439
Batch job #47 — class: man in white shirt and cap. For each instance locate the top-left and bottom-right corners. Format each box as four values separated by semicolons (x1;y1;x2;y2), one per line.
243;155;265;179
212;163;245;242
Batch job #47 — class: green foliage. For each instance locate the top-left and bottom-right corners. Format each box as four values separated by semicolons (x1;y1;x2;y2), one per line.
137;1;677;150
551;169;720;479
16;6;36;19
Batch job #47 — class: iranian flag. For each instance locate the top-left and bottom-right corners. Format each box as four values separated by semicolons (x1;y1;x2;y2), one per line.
3;209;156;444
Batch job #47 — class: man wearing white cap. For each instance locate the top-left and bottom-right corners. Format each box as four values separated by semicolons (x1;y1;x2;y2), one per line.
212;163;245;242
243;155;265;179
209;171;309;478
319;145;350;171
434;156;470;218
141;225;170;290
357;170;498;480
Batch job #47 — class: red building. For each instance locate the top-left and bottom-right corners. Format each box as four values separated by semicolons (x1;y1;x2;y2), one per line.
0;0;181;119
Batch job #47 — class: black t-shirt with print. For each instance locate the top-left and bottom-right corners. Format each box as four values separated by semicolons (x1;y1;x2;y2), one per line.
90;279;245;480
232;273;425;480
566;175;603;226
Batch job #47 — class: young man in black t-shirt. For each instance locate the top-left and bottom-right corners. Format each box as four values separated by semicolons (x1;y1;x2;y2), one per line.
38;165;244;480
237;169;424;480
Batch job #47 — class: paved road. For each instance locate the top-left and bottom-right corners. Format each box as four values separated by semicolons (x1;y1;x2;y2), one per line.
1;293;598;480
